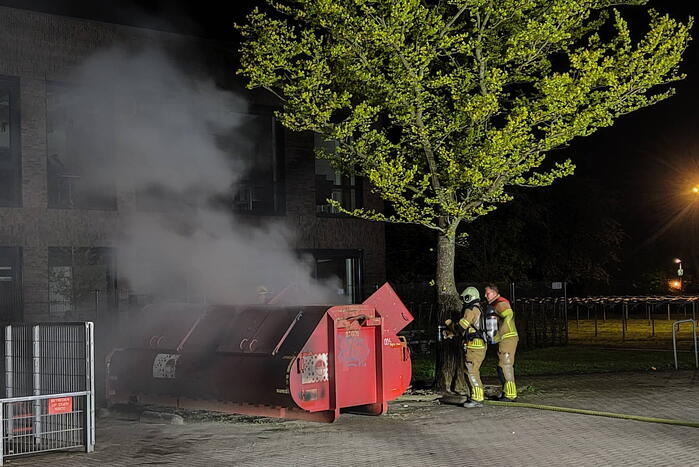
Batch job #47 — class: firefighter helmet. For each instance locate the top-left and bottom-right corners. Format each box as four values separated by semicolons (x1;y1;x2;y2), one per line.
460;286;480;302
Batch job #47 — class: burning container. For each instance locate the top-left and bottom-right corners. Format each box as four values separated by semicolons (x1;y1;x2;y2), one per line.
106;283;413;422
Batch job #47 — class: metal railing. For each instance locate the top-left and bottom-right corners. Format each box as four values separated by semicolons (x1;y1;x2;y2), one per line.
672;319;698;370
0;323;94;465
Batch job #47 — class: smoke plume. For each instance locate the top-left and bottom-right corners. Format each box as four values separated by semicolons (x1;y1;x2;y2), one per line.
57;46;339;305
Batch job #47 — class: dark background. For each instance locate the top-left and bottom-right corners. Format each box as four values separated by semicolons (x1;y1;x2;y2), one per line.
2;0;698;292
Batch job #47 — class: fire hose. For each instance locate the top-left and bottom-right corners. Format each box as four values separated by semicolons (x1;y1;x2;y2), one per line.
484;400;699;428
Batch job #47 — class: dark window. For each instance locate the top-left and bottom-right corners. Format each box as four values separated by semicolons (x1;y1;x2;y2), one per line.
46;82;116;210
0;76;21;207
302;249;363;303
314;135;363;216
232;112;285;215
0;247;22;323
48;247;116;314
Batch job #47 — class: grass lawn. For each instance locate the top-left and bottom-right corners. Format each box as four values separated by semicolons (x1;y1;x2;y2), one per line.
567;318;698;348
411;345;698;384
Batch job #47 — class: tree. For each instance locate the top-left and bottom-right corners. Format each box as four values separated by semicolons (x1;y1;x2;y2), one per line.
237;0;692;391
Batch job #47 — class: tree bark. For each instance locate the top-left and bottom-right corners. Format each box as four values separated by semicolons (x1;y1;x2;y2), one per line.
435;226;467;393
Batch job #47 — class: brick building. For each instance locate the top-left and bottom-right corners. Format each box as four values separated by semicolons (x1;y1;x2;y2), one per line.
0;6;385;322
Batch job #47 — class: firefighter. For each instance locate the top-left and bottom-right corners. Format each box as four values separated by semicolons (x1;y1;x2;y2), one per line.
484;284;519;402
446;286;486;408
460;286;487;408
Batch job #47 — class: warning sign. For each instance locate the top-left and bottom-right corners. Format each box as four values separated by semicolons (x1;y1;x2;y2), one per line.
48;397;73;415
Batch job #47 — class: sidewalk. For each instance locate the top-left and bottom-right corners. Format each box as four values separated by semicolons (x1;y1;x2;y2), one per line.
8;370;699;467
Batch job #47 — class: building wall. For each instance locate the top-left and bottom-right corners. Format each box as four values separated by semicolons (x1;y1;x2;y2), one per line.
0;7;385;322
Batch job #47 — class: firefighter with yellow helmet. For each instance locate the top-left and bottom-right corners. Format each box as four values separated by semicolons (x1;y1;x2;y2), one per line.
449;286;487;408
484;284;518;402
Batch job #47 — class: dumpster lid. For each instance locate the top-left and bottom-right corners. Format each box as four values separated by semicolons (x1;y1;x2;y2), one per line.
362;283;413;334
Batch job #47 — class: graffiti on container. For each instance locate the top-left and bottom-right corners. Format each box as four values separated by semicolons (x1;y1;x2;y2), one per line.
337;334;370;368
153;353;180;379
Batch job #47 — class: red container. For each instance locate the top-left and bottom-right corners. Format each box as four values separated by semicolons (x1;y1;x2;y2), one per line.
107;283;413;422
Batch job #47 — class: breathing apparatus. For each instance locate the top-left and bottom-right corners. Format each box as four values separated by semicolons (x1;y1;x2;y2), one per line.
484;305;499;344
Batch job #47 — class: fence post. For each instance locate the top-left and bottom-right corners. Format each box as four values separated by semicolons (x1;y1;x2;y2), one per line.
85;322;95;453
563;299;569;345
4;326;12;442
32;325;41;444
668;303;671;321
0;400;4;466
594;309;598;337
576;304;579;329
652;317;655;337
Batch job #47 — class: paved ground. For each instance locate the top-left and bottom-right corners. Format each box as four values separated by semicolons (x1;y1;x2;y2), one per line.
7;370;699;467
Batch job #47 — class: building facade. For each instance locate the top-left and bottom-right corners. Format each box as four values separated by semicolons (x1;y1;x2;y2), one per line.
0;6;385;323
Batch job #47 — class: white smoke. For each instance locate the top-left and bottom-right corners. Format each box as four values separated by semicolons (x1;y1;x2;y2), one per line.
58;46;339;305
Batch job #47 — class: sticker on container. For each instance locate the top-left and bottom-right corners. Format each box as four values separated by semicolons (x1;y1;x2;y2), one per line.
301;353;328;384
153;353;181;379
48;397;73;415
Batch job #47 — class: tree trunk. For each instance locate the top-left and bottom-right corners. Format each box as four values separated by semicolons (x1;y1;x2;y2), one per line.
435;226;467;394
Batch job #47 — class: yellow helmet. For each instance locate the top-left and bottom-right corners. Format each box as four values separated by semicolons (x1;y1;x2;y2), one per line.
460;286;480;302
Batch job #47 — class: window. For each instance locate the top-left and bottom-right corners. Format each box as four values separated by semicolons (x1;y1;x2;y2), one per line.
48;247;116;314
232;112;285;215
0;76;21;207
0;247;22;323
314;135;363;215
46;82;116;210
303;249;362;304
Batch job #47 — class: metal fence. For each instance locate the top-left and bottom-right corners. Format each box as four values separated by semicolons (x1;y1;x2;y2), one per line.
567;296;699;348
515;297;568;348
394;283;567;352
0;323;94;465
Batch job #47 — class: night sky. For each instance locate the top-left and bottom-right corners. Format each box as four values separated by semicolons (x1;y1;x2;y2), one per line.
2;0;698;284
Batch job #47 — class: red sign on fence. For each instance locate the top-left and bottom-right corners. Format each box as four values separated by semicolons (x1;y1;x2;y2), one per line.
48;397;73;415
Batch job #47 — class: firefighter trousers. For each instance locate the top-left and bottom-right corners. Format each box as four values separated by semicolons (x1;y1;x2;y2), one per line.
497;337;518;399
464;341;486;402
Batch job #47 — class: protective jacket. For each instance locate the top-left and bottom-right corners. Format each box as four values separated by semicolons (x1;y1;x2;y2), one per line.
457;302;486;350
490;296;518;343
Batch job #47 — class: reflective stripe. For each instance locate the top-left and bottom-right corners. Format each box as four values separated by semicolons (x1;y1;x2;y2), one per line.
467;339;485;349
504;381;517;399
472;386;484;402
502;310;518;338
459;318;470;329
